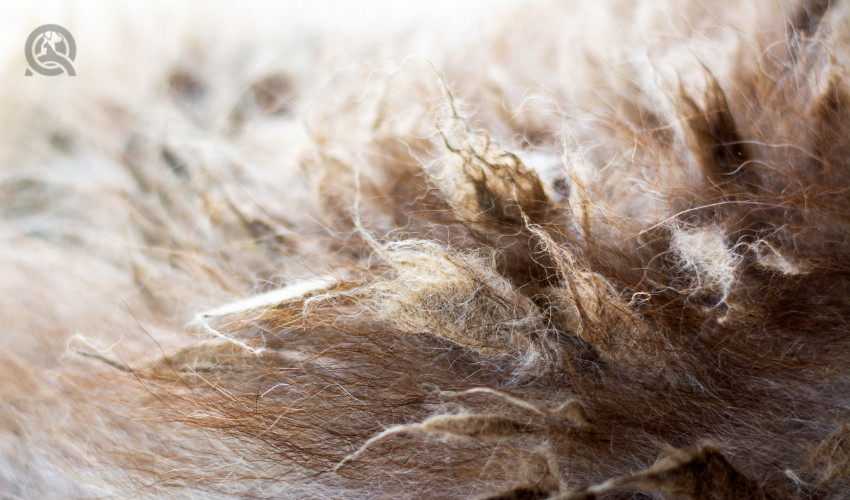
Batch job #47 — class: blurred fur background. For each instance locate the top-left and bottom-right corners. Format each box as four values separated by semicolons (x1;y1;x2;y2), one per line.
2;0;850;498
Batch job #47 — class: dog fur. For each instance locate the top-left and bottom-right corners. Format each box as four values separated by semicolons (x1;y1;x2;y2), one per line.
2;0;850;498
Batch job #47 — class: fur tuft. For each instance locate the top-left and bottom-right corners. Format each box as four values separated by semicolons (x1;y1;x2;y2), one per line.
4;0;850;498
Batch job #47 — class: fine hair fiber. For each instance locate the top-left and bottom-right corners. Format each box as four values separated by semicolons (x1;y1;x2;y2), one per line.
3;0;850;498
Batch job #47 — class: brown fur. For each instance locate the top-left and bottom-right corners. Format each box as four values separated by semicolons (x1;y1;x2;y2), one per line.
3;0;850;498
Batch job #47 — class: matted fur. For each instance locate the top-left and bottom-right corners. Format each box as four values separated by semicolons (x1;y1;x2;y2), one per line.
2;0;850;498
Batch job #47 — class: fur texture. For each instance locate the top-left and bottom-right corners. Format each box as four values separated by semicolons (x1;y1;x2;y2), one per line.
3;0;850;498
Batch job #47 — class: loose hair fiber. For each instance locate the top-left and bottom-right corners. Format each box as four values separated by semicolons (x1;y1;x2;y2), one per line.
2;0;850;498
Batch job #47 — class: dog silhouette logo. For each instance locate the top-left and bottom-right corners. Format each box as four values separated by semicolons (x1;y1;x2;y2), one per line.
25;24;76;76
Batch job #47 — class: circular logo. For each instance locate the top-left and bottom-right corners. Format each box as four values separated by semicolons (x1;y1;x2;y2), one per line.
25;24;76;76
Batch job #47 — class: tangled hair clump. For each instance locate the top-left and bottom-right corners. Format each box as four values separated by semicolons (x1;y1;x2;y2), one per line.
4;0;850;498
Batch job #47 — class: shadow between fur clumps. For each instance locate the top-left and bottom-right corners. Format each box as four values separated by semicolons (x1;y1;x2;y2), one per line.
74;1;850;499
